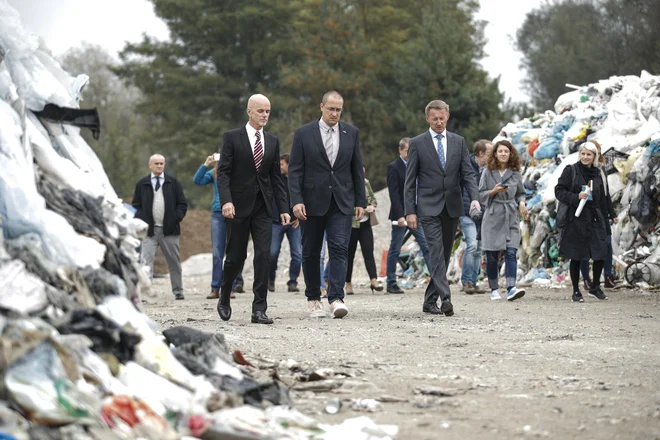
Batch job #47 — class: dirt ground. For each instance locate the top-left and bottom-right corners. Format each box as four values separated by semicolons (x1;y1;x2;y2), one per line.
142;275;660;440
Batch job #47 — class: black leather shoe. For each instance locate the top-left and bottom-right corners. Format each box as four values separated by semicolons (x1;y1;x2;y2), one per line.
422;304;443;314
217;302;232;321
268;280;275;292
287;283;299;292
387;284;404;294
251;311;274;324
440;300;454;316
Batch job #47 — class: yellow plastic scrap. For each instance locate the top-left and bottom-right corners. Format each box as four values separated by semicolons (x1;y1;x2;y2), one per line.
571;124;590;141
616;149;644;183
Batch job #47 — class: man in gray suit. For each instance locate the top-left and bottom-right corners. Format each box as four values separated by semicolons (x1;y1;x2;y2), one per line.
404;100;480;316
289;91;366;319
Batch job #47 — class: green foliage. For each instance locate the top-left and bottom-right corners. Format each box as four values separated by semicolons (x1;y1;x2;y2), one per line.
517;0;660;111
115;0;503;200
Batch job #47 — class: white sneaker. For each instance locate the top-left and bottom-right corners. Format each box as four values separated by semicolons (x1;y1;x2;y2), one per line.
490;289;501;301
329;300;348;319
308;300;326;318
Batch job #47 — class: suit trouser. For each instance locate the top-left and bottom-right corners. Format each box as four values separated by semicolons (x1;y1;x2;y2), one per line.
141;226;183;296
301;197;353;303
420;209;459;306
220;193;271;312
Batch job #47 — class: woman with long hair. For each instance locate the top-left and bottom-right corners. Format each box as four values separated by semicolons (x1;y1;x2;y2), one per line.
555;141;610;302
479;140;528;301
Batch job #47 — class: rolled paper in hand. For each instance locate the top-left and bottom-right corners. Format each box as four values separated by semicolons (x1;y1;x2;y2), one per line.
392;220;407;226
575;180;592;217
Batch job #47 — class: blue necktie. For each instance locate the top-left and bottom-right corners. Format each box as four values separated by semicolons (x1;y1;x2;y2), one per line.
436;134;446;168
154;176;161;192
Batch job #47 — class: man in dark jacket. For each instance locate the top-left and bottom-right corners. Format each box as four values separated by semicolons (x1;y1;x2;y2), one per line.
459;139;491;294
132;154;188;299
269;153;302;293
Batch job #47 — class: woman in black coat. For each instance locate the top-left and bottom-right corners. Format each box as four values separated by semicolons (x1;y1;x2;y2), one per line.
555;141;610;302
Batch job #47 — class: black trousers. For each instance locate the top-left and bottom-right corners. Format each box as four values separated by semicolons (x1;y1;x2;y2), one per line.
420;209;459;306
346;221;377;282
221;193;271;312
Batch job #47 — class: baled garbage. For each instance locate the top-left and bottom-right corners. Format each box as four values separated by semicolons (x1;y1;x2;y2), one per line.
0;1;398;439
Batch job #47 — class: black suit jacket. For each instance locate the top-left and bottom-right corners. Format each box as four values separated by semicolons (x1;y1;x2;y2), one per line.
387;157;406;221
132;174;187;237
288;120;366;217
216;126;288;218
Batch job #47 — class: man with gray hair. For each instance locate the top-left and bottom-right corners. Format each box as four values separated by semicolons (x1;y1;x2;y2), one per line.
404;100;480;316
132;154;188;300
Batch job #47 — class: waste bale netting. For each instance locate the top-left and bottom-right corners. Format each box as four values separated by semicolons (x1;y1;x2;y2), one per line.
447;71;660;288
0;2;399;439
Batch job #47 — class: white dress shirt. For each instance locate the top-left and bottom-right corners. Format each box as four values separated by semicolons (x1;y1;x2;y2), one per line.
319;118;340;163
245;122;265;155
429;128;448;162
150;172;164;191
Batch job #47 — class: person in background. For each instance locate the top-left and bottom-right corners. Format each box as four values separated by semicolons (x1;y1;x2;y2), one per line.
385;137;432;294
555;141;610;302
345;167;383;294
479;140;528;301
579;140;618;289
193;154;245;300
269;153;302;293
133;154;188;300
459;139;492;294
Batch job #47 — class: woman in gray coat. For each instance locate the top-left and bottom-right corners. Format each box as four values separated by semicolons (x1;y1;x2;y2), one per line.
479;140;529;301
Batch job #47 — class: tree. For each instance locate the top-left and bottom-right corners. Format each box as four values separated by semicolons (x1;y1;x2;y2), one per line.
60;44;149;200
516;0;660;111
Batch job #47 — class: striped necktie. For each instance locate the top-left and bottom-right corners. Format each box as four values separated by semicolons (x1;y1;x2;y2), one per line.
254;131;263;171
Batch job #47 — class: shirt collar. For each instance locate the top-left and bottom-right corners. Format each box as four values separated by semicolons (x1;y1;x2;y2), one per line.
319;118;338;133
400;156;407;166
429;128;447;139
245;122;263;140
150;172;163;180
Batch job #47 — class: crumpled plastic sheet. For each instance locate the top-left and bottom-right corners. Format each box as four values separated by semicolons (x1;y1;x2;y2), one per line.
449;71;660;287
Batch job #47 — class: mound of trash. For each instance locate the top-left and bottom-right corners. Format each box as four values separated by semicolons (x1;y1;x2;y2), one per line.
447;71;660;288
0;1;397;439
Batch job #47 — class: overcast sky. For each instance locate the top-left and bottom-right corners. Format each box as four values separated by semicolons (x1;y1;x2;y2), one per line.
8;0;544;103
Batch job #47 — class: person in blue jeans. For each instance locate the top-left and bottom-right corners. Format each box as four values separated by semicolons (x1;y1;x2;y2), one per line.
385;138;432;293
269;154;302;292
193;154;244;299
459;139;492;294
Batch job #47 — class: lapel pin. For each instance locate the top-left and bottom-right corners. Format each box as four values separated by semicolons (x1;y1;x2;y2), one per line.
342;130;346;134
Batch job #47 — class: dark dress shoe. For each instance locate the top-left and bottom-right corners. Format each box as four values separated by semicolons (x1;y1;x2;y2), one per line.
440;300;454;316
387;284;404;294
287;283;299;292
217;302;232;321
251;311;274;324
268;280;275;292
422;304;443;314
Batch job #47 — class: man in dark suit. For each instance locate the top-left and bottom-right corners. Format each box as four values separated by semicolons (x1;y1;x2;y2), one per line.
289;90;366;319
216;94;290;325
132;154;188;300
385;137;432;294
404;100;480;316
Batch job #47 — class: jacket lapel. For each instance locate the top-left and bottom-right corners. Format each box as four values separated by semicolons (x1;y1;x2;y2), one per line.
312;122;332;167
444;133;454;171
424;132;445;174
335;123;349;168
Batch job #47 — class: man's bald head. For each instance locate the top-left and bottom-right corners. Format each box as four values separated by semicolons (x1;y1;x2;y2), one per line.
246;94;271;129
149;154;166;176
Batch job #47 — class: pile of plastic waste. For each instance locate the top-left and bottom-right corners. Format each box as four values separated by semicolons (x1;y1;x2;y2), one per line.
0;2;398;439
448;70;660;288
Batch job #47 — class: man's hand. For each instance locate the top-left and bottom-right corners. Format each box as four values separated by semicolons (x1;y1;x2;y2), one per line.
293;203;307;220
519;201;529;220
470;200;481;213
397;217;406;227
204;155;216;167
292;219;300;229
222;202;235;219
280;213;291;226
365;205;375;214
406;214;418;231
354;207;365;221
578;191;589;200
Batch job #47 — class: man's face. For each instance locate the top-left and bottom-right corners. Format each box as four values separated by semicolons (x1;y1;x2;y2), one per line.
399;142;409;161
247;99;271;129
149;155;165;176
426;108;450;133
280;159;289;175
476;143;492;166
320;96;343;127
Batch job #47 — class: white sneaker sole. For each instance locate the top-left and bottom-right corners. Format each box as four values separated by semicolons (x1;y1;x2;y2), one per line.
507;289;525;301
491;296;501;301
309;311;327;318
331;306;348;319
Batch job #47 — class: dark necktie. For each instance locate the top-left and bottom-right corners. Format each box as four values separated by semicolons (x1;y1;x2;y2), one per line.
154;176;161;192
